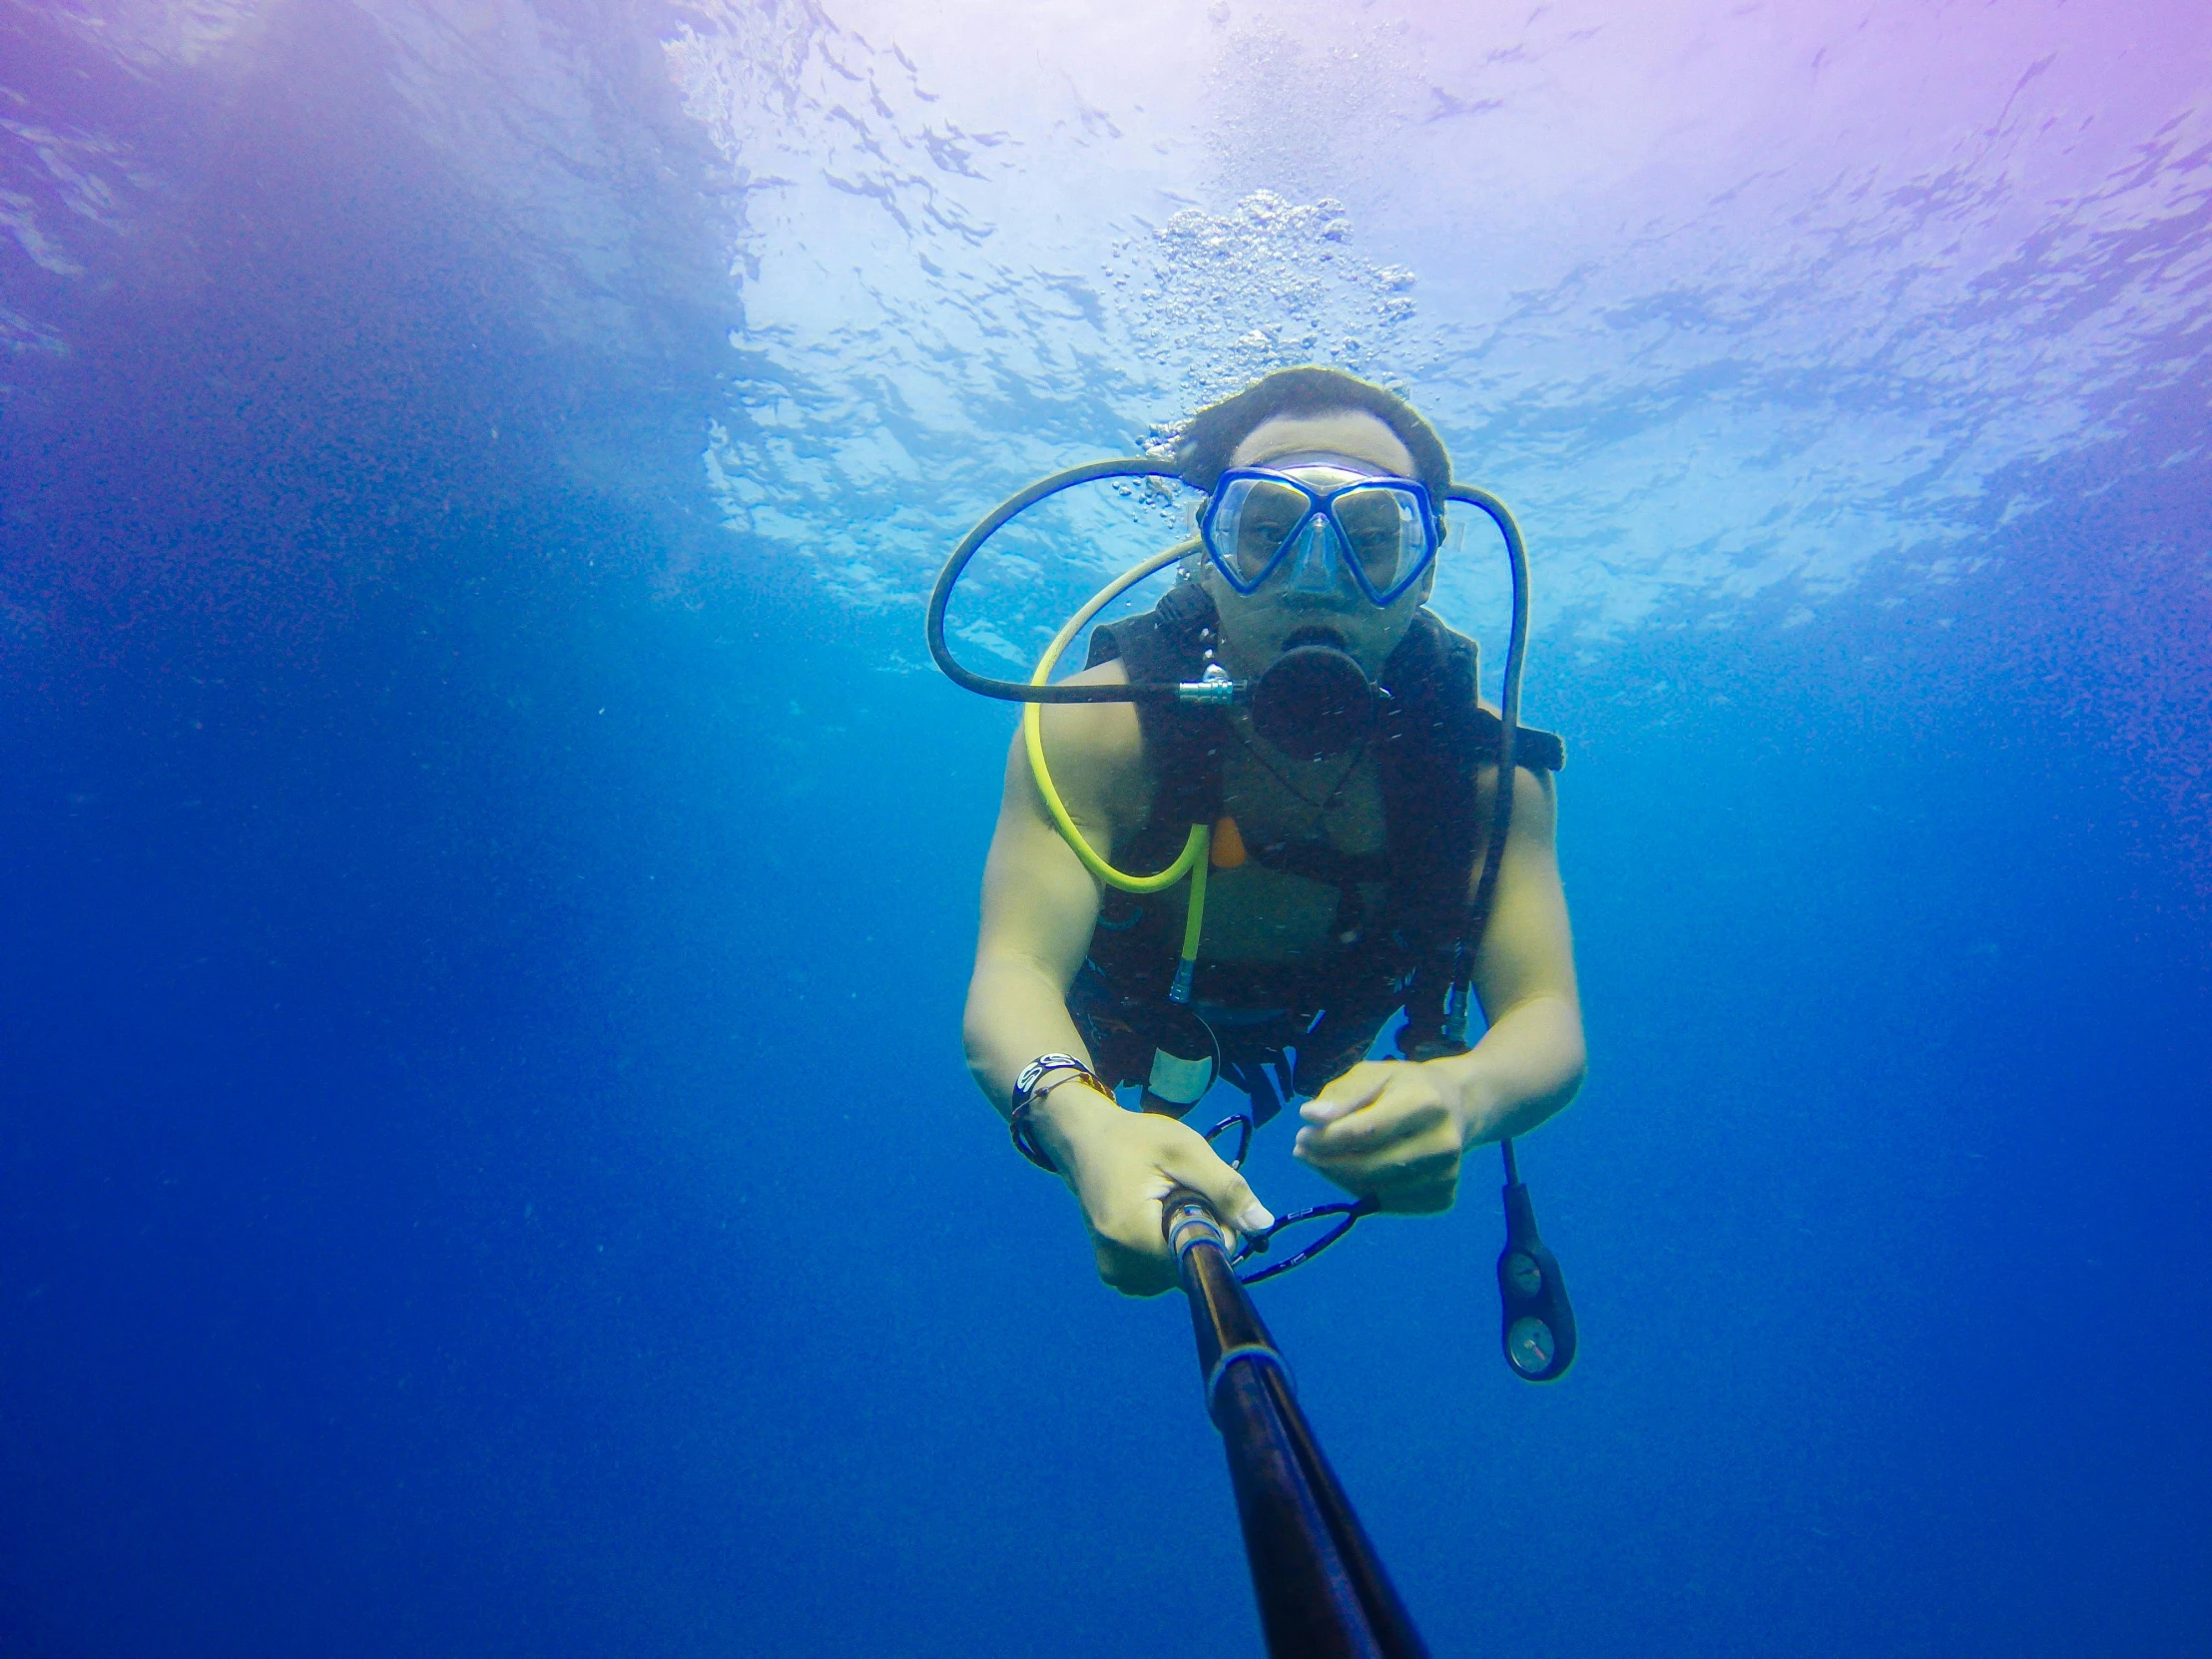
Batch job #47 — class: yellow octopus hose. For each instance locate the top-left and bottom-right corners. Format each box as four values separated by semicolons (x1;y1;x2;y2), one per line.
1021;544;1212;969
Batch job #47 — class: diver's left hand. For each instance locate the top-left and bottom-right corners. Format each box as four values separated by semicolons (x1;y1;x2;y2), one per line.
1292;1060;1470;1213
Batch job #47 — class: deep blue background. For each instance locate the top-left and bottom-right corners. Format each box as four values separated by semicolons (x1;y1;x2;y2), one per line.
4;10;2208;1655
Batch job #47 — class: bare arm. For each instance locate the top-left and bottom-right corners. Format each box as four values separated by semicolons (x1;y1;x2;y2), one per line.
1292;759;1586;1212
959;664;1273;1293
960;694;1122;1114
1428;762;1587;1143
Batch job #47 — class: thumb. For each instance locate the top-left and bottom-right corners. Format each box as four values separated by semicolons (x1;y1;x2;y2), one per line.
1165;1145;1275;1240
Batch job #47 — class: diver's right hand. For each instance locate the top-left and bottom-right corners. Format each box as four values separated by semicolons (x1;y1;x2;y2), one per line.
1027;1084;1275;1298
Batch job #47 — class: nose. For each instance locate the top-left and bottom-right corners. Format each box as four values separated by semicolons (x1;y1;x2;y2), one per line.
1287;513;1347;595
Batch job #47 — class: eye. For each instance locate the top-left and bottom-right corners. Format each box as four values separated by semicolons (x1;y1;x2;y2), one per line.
1336;492;1409;586
1222;480;1310;576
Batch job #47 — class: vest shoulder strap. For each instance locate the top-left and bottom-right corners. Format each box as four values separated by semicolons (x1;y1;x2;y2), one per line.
1471;708;1566;774
1087;581;1227;830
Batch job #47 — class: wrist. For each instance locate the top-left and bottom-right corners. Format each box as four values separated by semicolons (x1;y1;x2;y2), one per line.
1028;1072;1122;1160
1422;1052;1498;1147
1007;1054;1121;1173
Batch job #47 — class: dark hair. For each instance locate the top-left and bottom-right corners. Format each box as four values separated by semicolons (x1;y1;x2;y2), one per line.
1174;366;1453;497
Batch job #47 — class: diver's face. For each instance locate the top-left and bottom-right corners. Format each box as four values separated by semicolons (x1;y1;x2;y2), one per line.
1201;409;1434;681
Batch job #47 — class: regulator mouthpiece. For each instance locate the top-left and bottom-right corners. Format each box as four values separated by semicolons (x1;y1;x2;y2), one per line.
1249;631;1377;759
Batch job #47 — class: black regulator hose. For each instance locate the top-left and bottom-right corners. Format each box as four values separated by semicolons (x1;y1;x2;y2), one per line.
1441;483;1529;950
926;457;1200;704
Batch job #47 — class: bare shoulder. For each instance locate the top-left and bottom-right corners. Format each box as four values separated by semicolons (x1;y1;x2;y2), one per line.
1471;699;1559;846
1020;658;1154;825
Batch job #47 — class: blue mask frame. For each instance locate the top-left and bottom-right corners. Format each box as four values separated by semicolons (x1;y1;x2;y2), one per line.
1198;466;1443;607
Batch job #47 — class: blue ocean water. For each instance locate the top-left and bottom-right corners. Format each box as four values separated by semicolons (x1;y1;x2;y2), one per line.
4;3;2209;1655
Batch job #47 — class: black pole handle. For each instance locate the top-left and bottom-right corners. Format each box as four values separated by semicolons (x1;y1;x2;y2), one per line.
1163;1192;1430;1659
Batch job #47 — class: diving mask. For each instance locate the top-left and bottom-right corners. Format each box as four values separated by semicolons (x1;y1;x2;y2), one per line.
1198;455;1441;608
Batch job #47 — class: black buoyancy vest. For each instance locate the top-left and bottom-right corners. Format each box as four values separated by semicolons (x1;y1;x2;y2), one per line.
1082;581;1564;1057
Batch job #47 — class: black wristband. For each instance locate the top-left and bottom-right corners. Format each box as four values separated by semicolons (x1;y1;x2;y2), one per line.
1010;1113;1059;1172
1008;1055;1107;1173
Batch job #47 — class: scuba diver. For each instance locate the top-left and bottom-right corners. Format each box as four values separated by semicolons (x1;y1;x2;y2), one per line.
949;367;1586;1300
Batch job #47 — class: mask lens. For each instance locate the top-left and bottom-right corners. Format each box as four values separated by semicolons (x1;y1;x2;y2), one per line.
1334;485;1425;596
1210;476;1310;586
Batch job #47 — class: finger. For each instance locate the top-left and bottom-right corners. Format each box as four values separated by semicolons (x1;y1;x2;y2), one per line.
1313;1144;1459;1205
1161;1145;1274;1239
1095;1235;1177;1297
1299;1134;1456;1205
1091;1199;1181;1297
1370;1146;1462;1211
1296;1096;1442;1158
1303;1060;1394;1122
1301;1063;1392;1125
